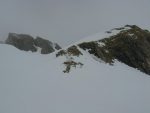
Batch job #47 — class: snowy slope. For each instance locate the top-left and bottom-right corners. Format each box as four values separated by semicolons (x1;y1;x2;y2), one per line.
74;25;131;44
0;32;150;113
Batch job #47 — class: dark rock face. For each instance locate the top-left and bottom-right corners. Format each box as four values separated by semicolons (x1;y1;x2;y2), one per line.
5;33;61;54
54;43;61;50
79;25;150;75
34;37;54;54
6;33;37;52
56;45;83;57
78;42;112;63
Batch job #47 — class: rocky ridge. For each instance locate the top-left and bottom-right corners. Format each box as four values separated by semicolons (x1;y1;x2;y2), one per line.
57;25;150;75
5;33;61;54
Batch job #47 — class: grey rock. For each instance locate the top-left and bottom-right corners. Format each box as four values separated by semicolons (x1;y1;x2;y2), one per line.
6;33;37;52
54;43;61;50
5;33;61;54
34;37;54;54
79;25;150;75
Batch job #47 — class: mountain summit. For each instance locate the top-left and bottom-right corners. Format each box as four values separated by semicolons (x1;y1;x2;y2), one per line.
56;25;150;75
3;25;150;75
0;25;150;113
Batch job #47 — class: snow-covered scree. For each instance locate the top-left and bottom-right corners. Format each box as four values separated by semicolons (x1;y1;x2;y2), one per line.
0;44;150;113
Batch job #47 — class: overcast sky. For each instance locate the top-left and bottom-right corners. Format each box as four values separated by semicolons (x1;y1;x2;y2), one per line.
0;0;150;46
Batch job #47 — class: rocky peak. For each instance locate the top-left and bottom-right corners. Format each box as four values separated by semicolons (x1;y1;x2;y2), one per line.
78;25;150;75
55;25;150;75
5;33;61;54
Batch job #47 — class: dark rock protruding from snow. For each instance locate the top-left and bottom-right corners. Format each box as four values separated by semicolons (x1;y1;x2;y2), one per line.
79;25;150;75
6;33;37;52
54;43;61;50
34;37;54;54
5;33;61;54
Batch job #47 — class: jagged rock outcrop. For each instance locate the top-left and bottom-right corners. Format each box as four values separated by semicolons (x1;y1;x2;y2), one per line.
78;25;150;75
56;45;82;57
5;33;61;54
56;45;83;73
6;33;37;52
54;43;61;50
34;37;55;54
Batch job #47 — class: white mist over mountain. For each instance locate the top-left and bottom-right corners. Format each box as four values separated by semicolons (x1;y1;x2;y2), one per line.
0;0;150;46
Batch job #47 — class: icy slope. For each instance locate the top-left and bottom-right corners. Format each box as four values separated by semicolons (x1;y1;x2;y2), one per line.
0;44;150;113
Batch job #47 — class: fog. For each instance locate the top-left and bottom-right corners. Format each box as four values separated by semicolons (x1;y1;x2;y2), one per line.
0;0;150;46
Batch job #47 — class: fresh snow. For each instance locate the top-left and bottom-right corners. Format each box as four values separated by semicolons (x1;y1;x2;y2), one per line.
0;37;150;113
75;27;130;44
98;41;105;47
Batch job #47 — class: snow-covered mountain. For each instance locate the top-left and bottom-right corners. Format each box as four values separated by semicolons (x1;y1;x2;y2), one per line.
0;25;150;113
